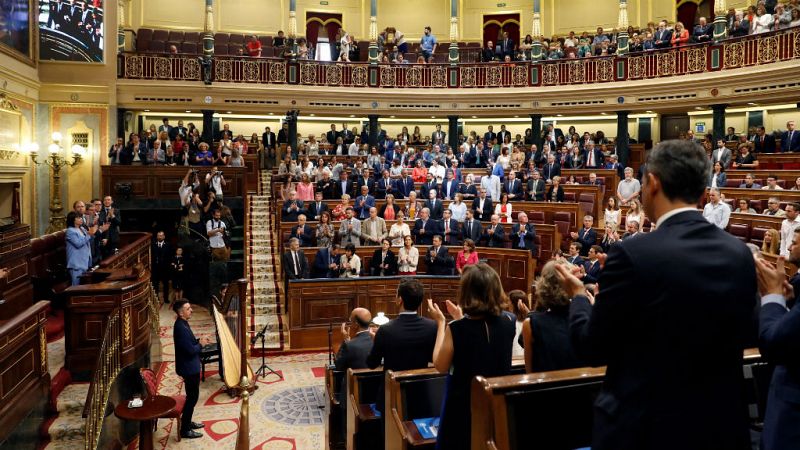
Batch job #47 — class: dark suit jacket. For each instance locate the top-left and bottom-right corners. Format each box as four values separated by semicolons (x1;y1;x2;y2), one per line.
426;245;453;275
282;249;309;279
394;177;415;199
152;241;173;271
262;131;276;149
420;181;438;198
546;185;565;202
316;179;335;199
654;28;673;48
98;206;122;249
471;197;494;221
333;180;354;199
282;200;306;222
326;130;339;146
462;219;483;244
293;224;314;247
277;129;289;144
510;223;537;254
307;201;329;221
413;219;439;246
369;248;398;276
424;199;444;220
583;148;605;169
781;130;800;152
760;296;800;450
483;223;506;248
367;313;438;412
335;332;373;372
499;38;515;56
311;247;339;279
527;178;545;201
440;218;461;245
440;180;459;200
480;47;496;62
174;318;201;377
575;227;597;256
753;134;777;153
484;131;497;144
541;162;561;181
375;177;394;199
583;259;601;284
569;210;756;450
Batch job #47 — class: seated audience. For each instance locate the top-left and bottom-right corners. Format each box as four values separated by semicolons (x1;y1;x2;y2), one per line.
427;263;515;450
735;199;757;214
546;176;565;202
292;214;313;247
732;144;758;169
764;197;787;217
370;238;398;276
739;173;762;189
582;245;603;284
312;243;340;278
622;219;641;239
702;188;731;229
762;175;784;190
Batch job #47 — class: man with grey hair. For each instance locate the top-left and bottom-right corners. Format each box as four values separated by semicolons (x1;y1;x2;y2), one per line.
361;207;387;245
702;188;731;229
617;167;641;206
282;237;308;281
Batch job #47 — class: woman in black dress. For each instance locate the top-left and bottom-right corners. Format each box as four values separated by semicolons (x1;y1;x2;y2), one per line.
522;260;585;373
427;263;515;450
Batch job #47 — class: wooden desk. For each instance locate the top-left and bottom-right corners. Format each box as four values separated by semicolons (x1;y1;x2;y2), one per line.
63;270;153;374
115;395;176;450
346;368;383;450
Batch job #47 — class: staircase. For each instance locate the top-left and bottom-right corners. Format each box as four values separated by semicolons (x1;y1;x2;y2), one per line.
39;337;87;450
247;171;285;351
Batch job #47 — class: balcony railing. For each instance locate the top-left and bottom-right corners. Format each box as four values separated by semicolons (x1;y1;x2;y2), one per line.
118;28;800;88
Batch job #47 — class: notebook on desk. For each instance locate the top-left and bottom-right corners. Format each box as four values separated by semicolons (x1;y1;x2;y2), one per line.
412;417;440;440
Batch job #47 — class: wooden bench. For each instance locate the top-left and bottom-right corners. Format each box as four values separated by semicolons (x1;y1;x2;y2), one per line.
385;360;527;450
100;165;248;201
326;366;346;450
346;368;384;450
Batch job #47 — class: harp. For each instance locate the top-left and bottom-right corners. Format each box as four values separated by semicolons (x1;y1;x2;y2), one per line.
211;278;257;395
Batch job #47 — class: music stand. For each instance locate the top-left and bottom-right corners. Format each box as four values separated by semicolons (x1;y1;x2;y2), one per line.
253;323;283;380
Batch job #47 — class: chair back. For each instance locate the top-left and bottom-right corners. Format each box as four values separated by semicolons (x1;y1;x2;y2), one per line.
140;368;159;398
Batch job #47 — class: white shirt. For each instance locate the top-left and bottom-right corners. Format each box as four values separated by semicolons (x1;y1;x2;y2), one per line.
779;216;800;256
655;206;698;228
448;202;467;222
348;143;359;156
206;218;227;248
702;201;731;229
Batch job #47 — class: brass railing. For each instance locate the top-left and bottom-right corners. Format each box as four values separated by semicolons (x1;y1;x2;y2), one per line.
84;308;122;450
235;376;251;450
148;284;160;333
118;27;800;88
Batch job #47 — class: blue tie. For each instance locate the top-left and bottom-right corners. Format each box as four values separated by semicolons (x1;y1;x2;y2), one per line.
518;228;525;247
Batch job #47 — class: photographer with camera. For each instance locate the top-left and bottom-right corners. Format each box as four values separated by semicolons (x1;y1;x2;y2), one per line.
205;167;227;202
206;209;230;262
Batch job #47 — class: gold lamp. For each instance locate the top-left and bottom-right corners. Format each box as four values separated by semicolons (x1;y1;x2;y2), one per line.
27;132;85;233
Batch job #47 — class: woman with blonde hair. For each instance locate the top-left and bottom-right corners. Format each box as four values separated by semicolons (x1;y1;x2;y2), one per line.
331;194;351;221
626;199;646;231
522;260;585;373
761;228;780;254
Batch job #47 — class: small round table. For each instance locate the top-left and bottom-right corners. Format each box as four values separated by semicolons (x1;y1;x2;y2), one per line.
115;395;177;450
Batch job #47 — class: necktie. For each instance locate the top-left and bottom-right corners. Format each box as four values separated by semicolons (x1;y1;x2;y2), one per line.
292;251;299;275
467;221;472;235
519;227;525;247
445;221;450;235
589;150;594;166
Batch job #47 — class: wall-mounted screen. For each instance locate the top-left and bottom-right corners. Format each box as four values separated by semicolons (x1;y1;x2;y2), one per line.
0;0;33;62
38;0;103;62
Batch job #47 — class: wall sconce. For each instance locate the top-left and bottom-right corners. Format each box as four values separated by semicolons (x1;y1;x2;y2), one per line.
28;134;85;233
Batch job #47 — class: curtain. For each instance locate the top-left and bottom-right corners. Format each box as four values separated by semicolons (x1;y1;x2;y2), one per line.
305;12;343;44
482;14;521;50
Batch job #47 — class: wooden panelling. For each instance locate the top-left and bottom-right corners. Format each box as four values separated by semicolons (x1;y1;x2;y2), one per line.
0;224;33;320
100;165;247;201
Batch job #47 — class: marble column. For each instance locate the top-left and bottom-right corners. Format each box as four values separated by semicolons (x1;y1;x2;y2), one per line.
713;0;729;42
531;0;542;60
368;115;379;147
448;0;459;64
617;111;630;167
289;0;298;61
117;0;126;53
712;104;728;142
530;114;543;151
202;110;214;144
448;116;459;150
368;0;379;64
616;0;630;55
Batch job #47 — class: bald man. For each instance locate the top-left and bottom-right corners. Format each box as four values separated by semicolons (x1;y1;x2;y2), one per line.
335;308;374;372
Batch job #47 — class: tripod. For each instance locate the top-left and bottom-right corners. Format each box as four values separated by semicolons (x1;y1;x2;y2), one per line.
253;324;283;380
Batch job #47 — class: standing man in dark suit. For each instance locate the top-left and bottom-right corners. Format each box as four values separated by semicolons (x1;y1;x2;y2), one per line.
541;154;561;182
413;208;439;246
339;123;353;145
424;189;444;220
307;192;329;221
557;140;756;450
440;209;461;246
653;20;673;49
431;124;446;145
333;171;353;199
482;214;506;247
511;212;537;255
527;170;545;201
497;124;511;145
292;215;314;247
335;308;373;372
755;231;800;450
97;195;121;259
281;191;306;222
440;172;459;200
326;124;339;146
277;122;290;145
472;188;494;222
395;169;415;199
172;300;208;439
262;126;277;160
420;174;438;199
462;209;483;244
367;279;438;415
753;126;777;153
503;171;523;200
570;215;597;257
151;231;173;303
282;238;309;282
484;125;496;146
781;120;799;152
499;31;514;59
311;244;340;278
583;142;604;169
426;235;453;275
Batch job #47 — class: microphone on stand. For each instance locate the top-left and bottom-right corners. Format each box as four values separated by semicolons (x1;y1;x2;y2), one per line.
328;322;334;368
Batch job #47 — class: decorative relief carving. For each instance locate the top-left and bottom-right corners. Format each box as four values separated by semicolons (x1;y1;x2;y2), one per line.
460;67;476;87
724;42;744;68
326;64;342;86
215;59;232;81
300;63;317;84
486;66;501;87
406;66;422;87
269;62;286;83
512;65;528;85
351;65;367;86
542;64;559;85
154;57;171;79
758;36;778;63
182;58;200;80
569;61;585;83
39;328;47;373
431;66;447;87
380;66;396;86
243;61;260;82
597;59;614;81
628;56;645;79
125;55;143;78
123;308;132;346
657;52;675;76
687;48;707;72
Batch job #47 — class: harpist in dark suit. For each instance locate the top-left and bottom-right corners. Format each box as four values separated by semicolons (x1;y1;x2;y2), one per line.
562;141;756;450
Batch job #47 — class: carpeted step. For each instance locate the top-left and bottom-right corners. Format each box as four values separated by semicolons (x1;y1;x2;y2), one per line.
53;384;89;415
